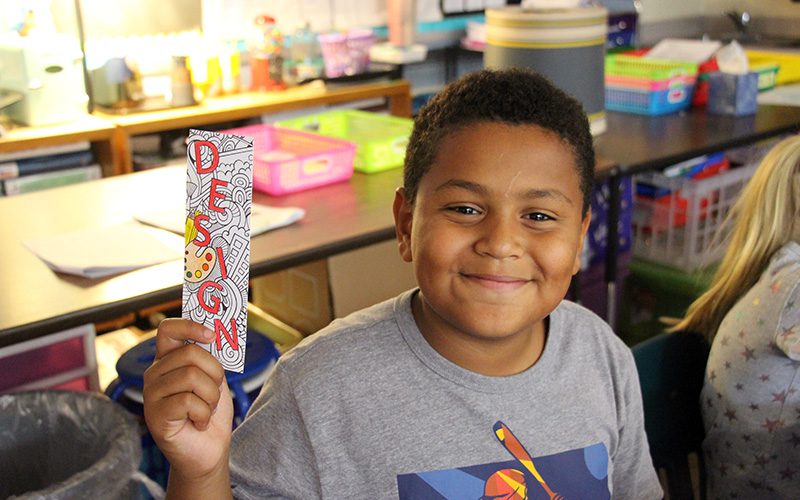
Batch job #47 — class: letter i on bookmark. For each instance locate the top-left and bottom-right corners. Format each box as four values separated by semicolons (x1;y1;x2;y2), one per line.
182;129;253;373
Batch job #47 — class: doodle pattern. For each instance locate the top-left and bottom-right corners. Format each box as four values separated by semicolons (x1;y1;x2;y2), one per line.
182;129;253;372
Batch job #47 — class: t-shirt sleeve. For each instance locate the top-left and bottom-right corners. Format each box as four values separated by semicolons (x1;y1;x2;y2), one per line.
611;349;664;500
229;363;322;499
774;276;800;360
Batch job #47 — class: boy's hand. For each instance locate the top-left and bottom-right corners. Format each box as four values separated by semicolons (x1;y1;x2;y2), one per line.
143;319;234;480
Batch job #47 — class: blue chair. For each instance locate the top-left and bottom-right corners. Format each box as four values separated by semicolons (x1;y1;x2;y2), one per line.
105;329;281;494
106;330;279;425
632;331;710;500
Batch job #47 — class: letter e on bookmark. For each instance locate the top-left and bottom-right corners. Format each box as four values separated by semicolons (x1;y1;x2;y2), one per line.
182;129;253;372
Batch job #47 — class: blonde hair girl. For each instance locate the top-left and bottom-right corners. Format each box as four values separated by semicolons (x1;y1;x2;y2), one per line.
672;134;800;338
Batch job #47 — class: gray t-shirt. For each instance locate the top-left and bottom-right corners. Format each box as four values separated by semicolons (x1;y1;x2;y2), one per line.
230;289;661;499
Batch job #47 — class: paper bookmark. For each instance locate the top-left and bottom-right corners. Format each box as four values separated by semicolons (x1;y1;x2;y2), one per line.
182;129;253;372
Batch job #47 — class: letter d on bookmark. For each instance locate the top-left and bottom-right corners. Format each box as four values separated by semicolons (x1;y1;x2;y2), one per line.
182;129;253;372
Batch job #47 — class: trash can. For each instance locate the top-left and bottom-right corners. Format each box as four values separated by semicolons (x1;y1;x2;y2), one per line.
0;391;144;499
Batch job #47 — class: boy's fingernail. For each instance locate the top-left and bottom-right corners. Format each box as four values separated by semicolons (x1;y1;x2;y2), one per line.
203;328;214;341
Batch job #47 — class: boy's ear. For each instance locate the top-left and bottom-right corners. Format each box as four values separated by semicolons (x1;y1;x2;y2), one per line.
393;187;414;262
572;207;592;275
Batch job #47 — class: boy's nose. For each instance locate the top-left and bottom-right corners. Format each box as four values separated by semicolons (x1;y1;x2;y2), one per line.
474;217;523;259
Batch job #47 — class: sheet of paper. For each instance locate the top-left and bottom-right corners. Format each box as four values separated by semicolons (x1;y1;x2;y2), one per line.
135;203;304;236
645;38;722;64
757;83;800;107
182;129;253;373
23;222;183;279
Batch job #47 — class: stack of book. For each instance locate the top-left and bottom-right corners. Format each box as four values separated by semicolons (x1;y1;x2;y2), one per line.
0;142;101;196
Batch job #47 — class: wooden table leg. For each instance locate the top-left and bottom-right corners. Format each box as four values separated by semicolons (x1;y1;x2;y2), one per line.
110;126;133;175
91;140;114;177
388;82;413;118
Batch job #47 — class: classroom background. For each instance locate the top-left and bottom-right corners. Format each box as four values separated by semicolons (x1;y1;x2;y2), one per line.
1;0;799;498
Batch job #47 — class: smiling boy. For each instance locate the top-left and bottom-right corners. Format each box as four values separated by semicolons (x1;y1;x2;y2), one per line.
399;121;588;377
143;68;662;499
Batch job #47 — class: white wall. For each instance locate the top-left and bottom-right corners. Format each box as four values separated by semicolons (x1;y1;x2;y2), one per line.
703;0;800;18
633;0;800;44
18;0;800;40
612;0;800;24
637;0;705;22
53;0;201;37
200;0;444;41
200;0;385;38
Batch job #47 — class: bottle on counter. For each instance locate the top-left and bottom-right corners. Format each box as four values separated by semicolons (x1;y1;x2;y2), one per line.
170;55;196;107
250;15;285;91
220;41;241;94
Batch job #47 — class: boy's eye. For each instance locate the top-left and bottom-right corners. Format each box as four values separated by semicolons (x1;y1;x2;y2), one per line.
525;212;553;222
447;206;480;215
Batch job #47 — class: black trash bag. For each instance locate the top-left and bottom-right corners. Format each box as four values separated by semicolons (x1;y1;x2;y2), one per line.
0;390;144;499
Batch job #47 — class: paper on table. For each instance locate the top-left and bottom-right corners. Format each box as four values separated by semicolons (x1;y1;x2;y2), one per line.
757;83;800;107
24;222;183;279
645;38;722;63
135;203;304;237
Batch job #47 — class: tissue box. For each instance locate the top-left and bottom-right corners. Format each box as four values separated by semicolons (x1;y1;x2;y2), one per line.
707;71;759;116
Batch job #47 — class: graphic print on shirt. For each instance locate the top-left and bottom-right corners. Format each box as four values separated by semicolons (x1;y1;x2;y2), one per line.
397;421;610;499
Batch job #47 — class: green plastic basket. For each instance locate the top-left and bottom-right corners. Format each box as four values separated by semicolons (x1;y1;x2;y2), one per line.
277;110;413;174
605;54;698;81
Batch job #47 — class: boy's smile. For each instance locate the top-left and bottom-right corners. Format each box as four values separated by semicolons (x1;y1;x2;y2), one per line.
394;122;590;376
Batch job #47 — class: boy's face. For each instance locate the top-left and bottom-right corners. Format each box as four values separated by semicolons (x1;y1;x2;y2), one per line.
394;122;590;343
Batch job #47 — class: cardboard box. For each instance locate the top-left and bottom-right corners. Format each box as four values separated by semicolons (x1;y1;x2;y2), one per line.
328;240;417;318
251;259;333;336
250;240;417;335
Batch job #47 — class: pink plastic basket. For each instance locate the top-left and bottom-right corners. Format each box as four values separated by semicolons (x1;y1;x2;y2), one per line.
223;124;356;195
605;73;696;92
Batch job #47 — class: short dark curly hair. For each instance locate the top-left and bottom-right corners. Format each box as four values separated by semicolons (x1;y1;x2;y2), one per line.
403;67;595;216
